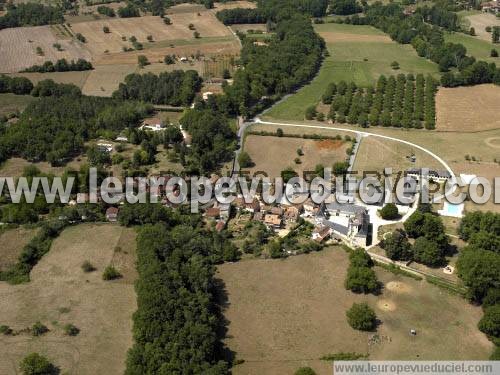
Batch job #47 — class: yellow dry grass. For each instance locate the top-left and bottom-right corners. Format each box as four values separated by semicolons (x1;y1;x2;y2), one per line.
353;135;443;174
213;1;256;10
70;14;232;56
0;223;137;375
0;157;88;178
243;134;351;178
218;248;492;375
436;84;500;132
0;226;38;272
0;26;91;73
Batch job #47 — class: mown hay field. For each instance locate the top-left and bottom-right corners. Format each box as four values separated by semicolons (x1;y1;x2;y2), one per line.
436;84;500;132
0;25;91;73
70;13;233;56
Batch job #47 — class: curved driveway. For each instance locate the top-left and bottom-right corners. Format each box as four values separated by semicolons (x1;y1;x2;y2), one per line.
253;117;456;181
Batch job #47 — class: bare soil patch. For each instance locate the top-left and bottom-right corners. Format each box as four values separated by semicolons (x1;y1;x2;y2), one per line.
318;31;392;44
386;281;412;294
377;299;397;312
0;26;91;73
0;223;137;375
436;84;500;132
315;139;344;150
218;248;491;375
243;135;350;178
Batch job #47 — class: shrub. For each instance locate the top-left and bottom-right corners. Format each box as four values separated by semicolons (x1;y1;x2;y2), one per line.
391;61;400;70
194;31;200;38
75;33;86;43
81;260;95;273
345;266;379;293
305;105;317;120
31;321;49;336
491;49;499;57
102;265;121;280
20;353;57;375
103;26;110;33
0;324;12;335
64;323;80;336
295;367;316;375
137;55;149;67
379;203;399;220
164;55;175;64
346;302;377;331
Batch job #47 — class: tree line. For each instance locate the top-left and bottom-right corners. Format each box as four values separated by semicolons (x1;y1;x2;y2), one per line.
340;3;500;87
224;9;325;117
22;58;93;73
216;8;267;25
0;75;82;98
112;70;202;106
179;0;327;173
456;211;500;359
125;221;230;374
320;74;437;129
0;3;64;29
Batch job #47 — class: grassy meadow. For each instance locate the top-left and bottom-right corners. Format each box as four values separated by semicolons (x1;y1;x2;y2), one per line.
265;23;439;121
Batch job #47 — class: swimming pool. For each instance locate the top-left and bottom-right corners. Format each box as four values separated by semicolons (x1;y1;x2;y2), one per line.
439;202;464;218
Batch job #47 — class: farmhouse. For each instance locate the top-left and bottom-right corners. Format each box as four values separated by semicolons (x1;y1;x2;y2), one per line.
205;207;221;219
140;117;166;132
264;214;282;229
97;142;113;153
283;206;301;223
482;0;500;13
316;201;369;247
406;168;451;183
312;225;331;243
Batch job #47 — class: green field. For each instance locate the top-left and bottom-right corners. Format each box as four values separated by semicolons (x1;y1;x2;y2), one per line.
0;93;37;116
266;23;439;121
444;32;498;62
